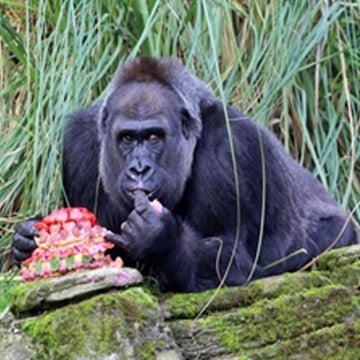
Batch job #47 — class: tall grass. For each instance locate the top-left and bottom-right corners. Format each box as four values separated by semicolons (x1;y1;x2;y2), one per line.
1;0;359;270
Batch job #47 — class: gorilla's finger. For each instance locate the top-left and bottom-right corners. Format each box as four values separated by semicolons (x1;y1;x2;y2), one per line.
105;232;128;248
11;258;20;267
12;247;32;263
120;221;133;237
13;233;37;251
141;207;159;224
127;209;147;231
16;220;40;237
134;191;150;214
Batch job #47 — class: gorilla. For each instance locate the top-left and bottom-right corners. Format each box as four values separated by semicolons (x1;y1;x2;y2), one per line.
12;57;357;292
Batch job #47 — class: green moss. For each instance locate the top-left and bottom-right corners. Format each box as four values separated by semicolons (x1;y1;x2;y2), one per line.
321;261;360;287
134;342;156;359
10;280;56;317
10;268;145;318
198;285;358;353
162;281;264;319
315;244;360;271
133;340;168;360
248;321;360;359
162;271;329;320
0;274;20;313
21;287;161;360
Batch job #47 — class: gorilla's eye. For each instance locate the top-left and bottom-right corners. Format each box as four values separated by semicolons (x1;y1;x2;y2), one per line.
148;134;161;144
121;134;135;144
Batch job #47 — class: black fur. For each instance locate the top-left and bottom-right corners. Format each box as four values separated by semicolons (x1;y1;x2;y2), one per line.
60;57;357;292
13;57;357;292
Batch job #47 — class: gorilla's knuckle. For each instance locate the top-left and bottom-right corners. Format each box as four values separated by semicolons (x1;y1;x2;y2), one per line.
12;232;23;246
12;248;28;262
161;207;171;217
121;222;134;238
15;222;25;233
16;219;38;238
11;254;20;266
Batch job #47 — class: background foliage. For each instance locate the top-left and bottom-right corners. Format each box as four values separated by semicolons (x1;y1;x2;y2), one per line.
1;0;359;271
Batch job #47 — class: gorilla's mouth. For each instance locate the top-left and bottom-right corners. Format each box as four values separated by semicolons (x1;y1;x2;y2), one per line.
127;187;156;200
131;188;150;196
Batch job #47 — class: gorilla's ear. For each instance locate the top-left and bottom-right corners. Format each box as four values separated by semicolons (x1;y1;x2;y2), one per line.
98;103;109;136
181;107;201;139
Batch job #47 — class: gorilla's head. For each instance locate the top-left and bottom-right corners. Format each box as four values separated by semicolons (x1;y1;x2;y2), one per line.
98;58;211;210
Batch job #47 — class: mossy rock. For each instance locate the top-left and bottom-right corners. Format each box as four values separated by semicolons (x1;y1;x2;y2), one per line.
161;271;328;320
247;320;360;359
315;244;360;271
170;284;360;358
314;244;360;287
164;244;360;359
10;267;143;317
2;244;360;359
20;287;180;360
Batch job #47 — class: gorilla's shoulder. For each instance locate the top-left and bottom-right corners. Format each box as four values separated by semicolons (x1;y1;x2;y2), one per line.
199;100;264;151
65;102;102;140
63;103;102;208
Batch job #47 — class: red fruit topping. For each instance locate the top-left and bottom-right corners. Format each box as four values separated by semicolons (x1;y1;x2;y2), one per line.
68;208;85;222
20;207;123;281
49;223;62;234
53;208;69;223
35;222;48;231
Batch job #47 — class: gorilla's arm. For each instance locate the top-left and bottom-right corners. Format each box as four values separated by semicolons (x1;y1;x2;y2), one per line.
104;191;204;291
63;104;102;211
105;191;252;292
11;106;104;266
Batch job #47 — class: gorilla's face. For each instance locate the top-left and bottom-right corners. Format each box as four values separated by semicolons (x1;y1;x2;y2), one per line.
99;82;199;210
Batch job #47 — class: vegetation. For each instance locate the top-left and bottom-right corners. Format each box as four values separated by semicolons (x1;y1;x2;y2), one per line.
1;0;359;303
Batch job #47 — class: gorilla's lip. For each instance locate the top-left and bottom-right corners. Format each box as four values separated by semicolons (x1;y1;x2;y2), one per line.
126;187;155;199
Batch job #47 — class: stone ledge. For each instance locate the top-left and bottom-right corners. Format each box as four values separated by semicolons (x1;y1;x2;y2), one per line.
10;267;143;317
1;244;359;359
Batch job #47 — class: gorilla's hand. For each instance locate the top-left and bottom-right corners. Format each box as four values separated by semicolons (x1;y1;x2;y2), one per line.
105;191;177;262
12;218;40;266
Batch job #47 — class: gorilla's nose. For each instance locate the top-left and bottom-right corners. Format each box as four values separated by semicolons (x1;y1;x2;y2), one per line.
127;159;153;180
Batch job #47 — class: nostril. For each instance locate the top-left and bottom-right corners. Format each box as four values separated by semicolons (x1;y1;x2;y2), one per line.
142;164;151;175
128;160;152;177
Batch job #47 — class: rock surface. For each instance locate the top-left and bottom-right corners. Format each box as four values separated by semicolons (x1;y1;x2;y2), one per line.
1;244;359;359
10;267;143;317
